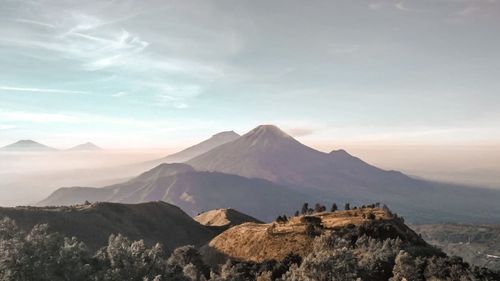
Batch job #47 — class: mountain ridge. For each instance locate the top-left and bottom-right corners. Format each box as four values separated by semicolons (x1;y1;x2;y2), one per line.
0;201;216;252
38;163;321;222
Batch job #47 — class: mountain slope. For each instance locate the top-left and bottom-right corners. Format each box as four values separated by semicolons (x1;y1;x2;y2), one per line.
68;142;102;151
187;125;500;224
187;125;409;193
0;201;216;252
142;131;240;168
38;163;320;222
1;140;57;151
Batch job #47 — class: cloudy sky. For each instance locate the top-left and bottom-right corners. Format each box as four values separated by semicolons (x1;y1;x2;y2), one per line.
0;0;499;149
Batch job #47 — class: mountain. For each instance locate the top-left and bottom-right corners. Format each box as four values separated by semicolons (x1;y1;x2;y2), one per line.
68;142;102;151
0;201;216;252
162;131;240;163
194;208;262;228
187;125;500;224
142;131;240;168
38;163;321;222
1;140;57;151
187;125;404;191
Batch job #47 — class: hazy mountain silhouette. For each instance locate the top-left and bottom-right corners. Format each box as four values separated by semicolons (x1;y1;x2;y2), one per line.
162;131;240;163
1;140;57;151
68;142;102;151
187;125;500;223
37;125;500;223
143;131;240;168
188;125;412;193
38;163;320;222
0;201;216;252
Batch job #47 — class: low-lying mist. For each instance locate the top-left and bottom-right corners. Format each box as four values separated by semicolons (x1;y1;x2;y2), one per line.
341;145;500;189
1;145;499;207
0;149;171;206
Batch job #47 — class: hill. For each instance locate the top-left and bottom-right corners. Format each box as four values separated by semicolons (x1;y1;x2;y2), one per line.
38;163;321;222
194;208;262;228
68;142;102;151
187;125;500;224
1;140;57;151
203;207;425;263
412;224;500;271
0;201;216;252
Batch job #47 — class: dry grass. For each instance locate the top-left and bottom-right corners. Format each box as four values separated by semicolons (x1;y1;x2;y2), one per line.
206;208;395;263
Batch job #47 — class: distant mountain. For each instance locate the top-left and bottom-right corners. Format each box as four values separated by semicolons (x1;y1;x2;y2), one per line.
187;125;500;224
1;140;57;151
0;201;216;252
194;208;262;228
38;163;320;222
68;142;102;151
36;125;500;223
163;131;240;163
142;131;240;168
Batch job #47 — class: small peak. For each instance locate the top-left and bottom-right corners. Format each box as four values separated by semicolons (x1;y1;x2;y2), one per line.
2;139;55;151
330;149;349;155
18;139;38;144
212;131;240;138
69;142;102;151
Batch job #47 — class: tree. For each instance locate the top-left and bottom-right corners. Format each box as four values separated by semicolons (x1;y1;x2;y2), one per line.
168;245;209;280
344;203;350;210
301;203;309;215
314;203;322;213
294;210;300;217
331;203;338;212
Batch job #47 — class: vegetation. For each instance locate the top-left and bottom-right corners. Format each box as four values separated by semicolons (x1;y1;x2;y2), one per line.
2;205;500;281
412;224;500;271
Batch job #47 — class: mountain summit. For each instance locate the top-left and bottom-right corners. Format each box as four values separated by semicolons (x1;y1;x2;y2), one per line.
1;140;57;151
151;130;240;164
68;142;102;151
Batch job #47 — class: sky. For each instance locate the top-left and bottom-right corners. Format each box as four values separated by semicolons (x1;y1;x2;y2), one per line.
1;0;499;149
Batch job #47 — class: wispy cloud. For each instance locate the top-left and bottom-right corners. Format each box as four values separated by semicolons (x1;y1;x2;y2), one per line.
0;124;17;130
395;2;412;12
0;86;88;95
13;18;56;29
329;44;359;54
111;91;127;97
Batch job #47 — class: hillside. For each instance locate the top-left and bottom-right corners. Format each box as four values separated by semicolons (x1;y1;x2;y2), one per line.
194;208;262;227
412;224;500;271
38;163;321;222
0;201;216;252
204;207;425;263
